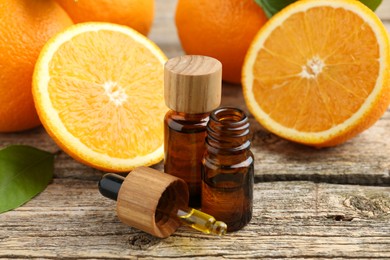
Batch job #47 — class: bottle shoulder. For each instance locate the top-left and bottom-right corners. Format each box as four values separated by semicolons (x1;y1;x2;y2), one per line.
203;152;254;169
165;110;209;133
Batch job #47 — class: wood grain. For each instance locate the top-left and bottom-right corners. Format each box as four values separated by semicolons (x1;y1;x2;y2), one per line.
164;55;222;113
0;180;389;258
116;167;188;238
0;0;389;258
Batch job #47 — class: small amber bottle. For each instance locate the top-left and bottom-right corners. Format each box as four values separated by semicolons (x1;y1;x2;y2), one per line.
201;107;254;232
164;55;222;208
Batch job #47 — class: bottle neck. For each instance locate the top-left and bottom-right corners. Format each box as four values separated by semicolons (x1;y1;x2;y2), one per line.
206;107;250;154
167;110;210;121
165;110;210;133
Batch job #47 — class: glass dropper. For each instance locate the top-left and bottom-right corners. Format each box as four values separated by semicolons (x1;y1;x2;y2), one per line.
99;173;227;236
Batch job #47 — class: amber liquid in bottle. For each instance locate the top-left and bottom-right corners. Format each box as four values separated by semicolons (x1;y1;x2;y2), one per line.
201;107;254;232
164;110;209;208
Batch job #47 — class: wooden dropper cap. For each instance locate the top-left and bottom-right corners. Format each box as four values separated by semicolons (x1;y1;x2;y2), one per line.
164;55;222;113
114;167;189;238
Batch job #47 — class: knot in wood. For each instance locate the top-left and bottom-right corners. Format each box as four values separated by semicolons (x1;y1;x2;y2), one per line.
128;234;161;250
344;195;390;218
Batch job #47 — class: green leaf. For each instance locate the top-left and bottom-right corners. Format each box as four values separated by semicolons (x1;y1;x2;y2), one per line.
255;0;382;18
0;145;54;213
359;0;382;11
254;0;295;18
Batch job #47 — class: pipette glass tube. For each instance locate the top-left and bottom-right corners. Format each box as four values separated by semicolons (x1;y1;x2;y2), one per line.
99;173;227;236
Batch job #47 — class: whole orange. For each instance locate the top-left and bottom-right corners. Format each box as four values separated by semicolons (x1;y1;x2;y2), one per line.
0;0;73;133
175;0;267;84
55;0;154;35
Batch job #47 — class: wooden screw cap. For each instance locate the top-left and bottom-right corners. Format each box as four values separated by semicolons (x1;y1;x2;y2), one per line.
164;55;222;113
116;166;189;238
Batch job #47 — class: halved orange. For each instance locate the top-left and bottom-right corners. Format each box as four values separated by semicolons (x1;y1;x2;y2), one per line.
33;22;167;172
243;0;390;147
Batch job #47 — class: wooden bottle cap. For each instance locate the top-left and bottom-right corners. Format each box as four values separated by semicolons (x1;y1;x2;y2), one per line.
164;55;222;113
116;166;189;238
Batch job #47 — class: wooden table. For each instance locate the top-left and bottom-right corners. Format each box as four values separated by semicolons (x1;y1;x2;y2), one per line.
1;1;389;258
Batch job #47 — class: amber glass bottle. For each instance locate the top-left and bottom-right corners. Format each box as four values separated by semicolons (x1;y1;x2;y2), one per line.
201;107;254;232
164;111;209;207
164;55;222;208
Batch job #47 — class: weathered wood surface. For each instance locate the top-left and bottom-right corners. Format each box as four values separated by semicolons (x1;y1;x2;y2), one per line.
1;180;389;259
1;0;390;258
